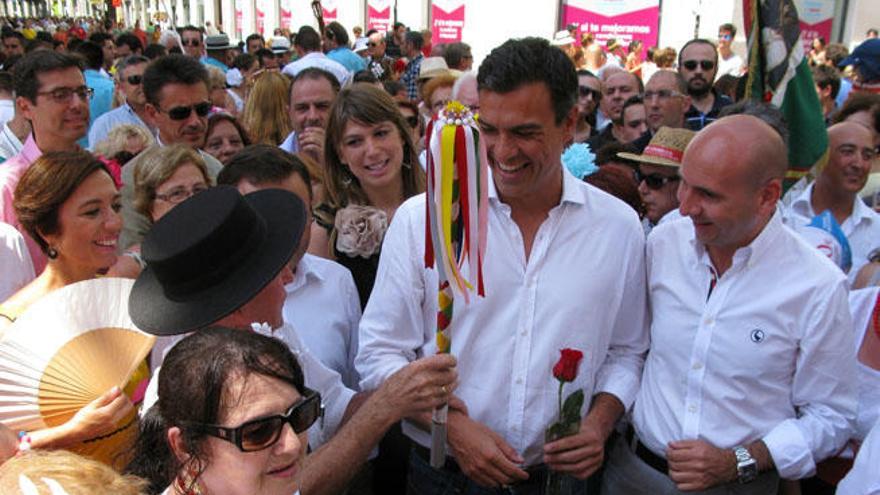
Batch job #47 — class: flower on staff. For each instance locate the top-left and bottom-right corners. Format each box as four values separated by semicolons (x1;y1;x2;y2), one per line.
334;205;388;258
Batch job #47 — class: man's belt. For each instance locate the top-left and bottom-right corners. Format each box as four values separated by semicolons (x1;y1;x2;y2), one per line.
624;426;669;474
412;443;549;487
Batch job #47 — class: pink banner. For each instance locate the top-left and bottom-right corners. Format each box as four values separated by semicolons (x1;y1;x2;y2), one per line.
432;2;464;43
323;8;337;22
281;8;292;30
562;4;659;60
368;5;391;34
256;7;265;34
799;19;832;54
234;0;242;39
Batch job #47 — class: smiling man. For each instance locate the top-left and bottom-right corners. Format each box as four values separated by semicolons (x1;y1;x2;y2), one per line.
0;50;89;275
118;54;223;250
357;37;648;493
603;115;856;494
785;122;880;282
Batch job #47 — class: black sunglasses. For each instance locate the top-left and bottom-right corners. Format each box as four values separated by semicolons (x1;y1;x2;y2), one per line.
682;60;715;71
161;101;212;121
636;170;679;190
578;86;601;100
187;389;323;452
126;74;143;85
182;38;201;47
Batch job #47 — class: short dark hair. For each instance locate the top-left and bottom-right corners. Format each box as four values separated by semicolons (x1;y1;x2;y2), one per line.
292;67;341;94
143;43;168;59
142;54;210;106
181;25;203;40
678;38;718;67
811;64;841;99
116;32;144;54
393;22;405;31
443;42;472;69
245;33;264;46
622;94;644;116
383;79;405;97
824;43;849;67
116;55;150;78
0;72;12;93
217;144;312;198
353;69;379;84
14;50;82;102
478;37;577;124
718;23;737;36
74;40;103;70
1;30;24;43
405;30;423;50
88;32;113;45
294;26;321;52
595;141;640;167
232;53;257;71
325;21;349;47
868;28;879;37
831;92;880;133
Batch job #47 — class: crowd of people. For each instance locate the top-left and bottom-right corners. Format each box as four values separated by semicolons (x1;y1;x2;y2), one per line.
0;10;877;495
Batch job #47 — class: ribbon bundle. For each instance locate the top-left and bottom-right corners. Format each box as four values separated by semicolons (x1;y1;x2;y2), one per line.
424;101;488;467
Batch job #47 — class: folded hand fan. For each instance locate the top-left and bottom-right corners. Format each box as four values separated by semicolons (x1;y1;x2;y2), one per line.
0;277;155;470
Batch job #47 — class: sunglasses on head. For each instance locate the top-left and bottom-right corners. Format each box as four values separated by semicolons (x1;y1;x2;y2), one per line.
189;389;323;452
126;74;143;85
636;170;679;190
161;101;212;120
682;60;715;71
578;86;601;99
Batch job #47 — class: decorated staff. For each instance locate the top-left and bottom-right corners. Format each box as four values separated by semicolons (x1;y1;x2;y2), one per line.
423;101;488;468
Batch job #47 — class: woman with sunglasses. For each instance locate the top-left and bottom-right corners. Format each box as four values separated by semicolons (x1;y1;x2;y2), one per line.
128;326;319;495
109;144;211;278
310;84;424;309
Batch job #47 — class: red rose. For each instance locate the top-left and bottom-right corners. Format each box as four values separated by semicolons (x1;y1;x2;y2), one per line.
552;348;583;383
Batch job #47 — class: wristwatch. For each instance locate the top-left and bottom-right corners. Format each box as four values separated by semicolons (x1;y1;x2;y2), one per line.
734;446;757;484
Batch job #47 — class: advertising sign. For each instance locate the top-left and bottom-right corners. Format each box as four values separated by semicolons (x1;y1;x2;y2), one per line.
793;0;834;53
368;0;391;34
561;0;660;57
432;0;465;43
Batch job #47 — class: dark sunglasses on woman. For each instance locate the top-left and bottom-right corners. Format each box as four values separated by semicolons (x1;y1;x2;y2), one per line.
636;170;680;190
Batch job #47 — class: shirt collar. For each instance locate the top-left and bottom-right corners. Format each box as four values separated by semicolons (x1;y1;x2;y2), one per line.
287;254;324;293
20;133;43;164
487;165;585;207
791;181;877;227
690;208;784;270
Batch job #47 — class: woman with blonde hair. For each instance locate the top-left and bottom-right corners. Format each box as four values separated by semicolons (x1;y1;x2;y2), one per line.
240;71;292;145
108;144;211;278
93;124;155;166
0;450;148;495
310;84;424;308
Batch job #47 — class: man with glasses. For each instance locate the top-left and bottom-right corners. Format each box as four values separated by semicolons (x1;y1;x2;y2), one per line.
784;122;880;283
365;31;393;81
716;23;744;80
88;55;152;149
119;54;223;251
0;50;89;274
643;70;690;134
180;25;205;60
679;39;732;131
133;185;458;495
587;69;643;153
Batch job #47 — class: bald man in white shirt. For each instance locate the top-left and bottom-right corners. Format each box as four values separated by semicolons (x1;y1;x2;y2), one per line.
601;115;857;494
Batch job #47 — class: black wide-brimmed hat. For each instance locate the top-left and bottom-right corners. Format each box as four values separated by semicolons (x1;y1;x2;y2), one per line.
129;186;306;336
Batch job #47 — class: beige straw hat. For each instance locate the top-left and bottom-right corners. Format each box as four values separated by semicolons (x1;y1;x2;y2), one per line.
617;127;697;168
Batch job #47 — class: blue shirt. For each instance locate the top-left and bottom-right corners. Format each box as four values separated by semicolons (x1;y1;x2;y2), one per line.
202;55;229;73
82;69;115;148
88;103;151;150
327;47;366;74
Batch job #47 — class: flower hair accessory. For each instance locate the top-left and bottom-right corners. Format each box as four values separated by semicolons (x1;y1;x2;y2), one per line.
562;143;597;180
334;205;388;258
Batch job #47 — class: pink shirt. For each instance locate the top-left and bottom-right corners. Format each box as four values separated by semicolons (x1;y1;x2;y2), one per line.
0;134;46;275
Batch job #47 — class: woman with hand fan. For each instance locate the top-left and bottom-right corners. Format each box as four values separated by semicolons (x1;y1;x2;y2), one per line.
0;151;150;467
127;327;317;495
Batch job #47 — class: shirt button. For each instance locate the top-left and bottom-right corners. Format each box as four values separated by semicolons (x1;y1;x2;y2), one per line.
692;362;703;370
688;405;697;413
703;318;714;326
515;378;523;384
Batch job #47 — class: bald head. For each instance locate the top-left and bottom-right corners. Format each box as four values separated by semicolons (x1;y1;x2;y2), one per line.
821;121;875;195
689;115;788;186
827;121;874;149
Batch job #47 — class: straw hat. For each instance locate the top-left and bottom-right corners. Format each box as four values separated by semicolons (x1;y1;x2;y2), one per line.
617;127;696;168
419;56;452;80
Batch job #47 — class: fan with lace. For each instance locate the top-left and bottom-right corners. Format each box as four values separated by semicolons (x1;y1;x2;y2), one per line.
0;277;155;470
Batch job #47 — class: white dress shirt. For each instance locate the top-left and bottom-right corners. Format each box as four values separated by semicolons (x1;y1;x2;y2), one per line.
283;254;362;390
784;182;880;284
0;122;22;162
0;100;14;127
0;221;35;301
281;52;350;85
849;287;880;441
837;418;880;495
633;212;857;480
356;168;649;465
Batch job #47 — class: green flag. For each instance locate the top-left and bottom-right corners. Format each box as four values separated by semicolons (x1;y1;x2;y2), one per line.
744;0;828;191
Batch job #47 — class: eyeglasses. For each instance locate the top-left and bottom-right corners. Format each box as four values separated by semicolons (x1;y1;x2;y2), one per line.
682;60;715;71
154;183;209;203
644;89;682;101
636;170;679;190
182;38;201;47
367;42;378;47
188;390;323;452
718;34;732;41
126;75;143;85
578;86;601;100
404;116;419;128
159;101;212;121
36;85;93;104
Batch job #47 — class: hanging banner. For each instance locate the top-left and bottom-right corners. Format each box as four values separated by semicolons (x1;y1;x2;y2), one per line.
561;0;659;58
322;0;337;22
432;0;465;43
367;0;391;34
256;3;265;34
234;0;243;39
793;0;834;53
280;0;292;30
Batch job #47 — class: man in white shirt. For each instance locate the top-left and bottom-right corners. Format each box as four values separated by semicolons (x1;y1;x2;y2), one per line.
88;55;152;149
784;122;880;283
716;23;744;80
216;144;362;390
131;186;457;495
281;25;349;85
602;115;857;494
357;37;649;492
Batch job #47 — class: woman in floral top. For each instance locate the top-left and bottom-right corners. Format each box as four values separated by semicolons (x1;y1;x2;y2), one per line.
309;84;424;309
